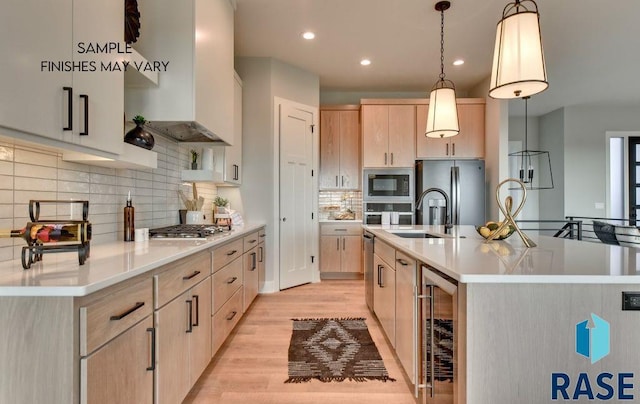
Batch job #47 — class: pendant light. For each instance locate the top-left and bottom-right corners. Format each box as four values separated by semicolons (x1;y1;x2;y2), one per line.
425;1;459;138
508;96;554;190
489;0;548;99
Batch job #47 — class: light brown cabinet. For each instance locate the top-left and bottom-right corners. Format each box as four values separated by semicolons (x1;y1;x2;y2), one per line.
319;223;362;273
319;108;361;190
80;317;154;404
154;250;212;404
243;231;260;312
373;251;396;348
362;104;416;168
395;250;416;385
258;229;266;292
416;99;485;159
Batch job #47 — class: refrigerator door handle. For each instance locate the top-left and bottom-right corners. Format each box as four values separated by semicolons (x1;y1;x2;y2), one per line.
449;166;460;225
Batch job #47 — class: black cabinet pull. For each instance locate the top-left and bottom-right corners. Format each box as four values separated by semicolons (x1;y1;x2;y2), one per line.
377;265;382;287
110;301;144;320
396;258;409;266
182;270;201;280
248;239;257;244
258;246;263;263
79;94;89;136
63;87;72;131
226;311;237;321
186;300;193;333
192;295;199;327
251;252;257;271
146;327;156;371
226;250;237;256
226;276;238;284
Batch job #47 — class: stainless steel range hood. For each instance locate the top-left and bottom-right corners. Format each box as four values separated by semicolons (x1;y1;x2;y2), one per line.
144;121;229;144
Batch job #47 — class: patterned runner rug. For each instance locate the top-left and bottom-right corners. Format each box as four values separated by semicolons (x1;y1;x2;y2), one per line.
285;317;396;383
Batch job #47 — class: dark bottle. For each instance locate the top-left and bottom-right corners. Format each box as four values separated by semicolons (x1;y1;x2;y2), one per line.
124;191;135;241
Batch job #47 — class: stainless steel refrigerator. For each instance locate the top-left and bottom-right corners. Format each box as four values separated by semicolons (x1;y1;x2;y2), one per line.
415;160;486;226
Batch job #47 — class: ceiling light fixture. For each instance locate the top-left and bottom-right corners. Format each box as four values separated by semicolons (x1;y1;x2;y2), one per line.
425;1;459;139
302;31;315;40
489;0;548;99
453;59;464;66
508;96;554;189
360;59;371;66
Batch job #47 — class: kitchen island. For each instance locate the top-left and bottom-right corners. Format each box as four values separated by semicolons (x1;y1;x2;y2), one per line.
0;223;265;404
366;225;640;404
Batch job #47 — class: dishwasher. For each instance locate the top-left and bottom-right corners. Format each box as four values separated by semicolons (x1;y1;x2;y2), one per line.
363;230;374;311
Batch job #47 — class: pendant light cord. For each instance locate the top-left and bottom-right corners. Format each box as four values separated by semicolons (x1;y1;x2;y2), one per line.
439;8;445;81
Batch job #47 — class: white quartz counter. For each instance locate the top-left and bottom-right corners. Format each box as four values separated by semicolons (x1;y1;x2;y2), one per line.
365;225;640;283
0;223;265;296
319;219;362;223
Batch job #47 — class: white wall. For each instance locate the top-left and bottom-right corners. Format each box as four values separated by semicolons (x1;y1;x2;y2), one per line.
469;77;509;221
538;108;564;220
563;104;640;218
231;57;319;293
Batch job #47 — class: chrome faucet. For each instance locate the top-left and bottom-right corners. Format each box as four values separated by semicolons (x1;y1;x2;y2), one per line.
416;187;453;233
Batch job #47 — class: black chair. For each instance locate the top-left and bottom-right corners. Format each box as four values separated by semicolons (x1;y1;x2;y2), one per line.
592;221;619;245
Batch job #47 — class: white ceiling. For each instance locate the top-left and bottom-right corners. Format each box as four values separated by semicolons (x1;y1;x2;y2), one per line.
235;0;640;116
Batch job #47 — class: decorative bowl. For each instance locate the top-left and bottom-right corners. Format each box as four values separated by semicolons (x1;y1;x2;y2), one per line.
476;222;516;240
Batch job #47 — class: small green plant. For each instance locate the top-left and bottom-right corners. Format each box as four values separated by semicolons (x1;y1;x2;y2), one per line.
214;196;228;207
190;149;199;164
132;115;146;125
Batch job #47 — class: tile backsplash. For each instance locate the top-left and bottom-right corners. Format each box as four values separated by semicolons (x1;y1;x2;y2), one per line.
0;136;217;262
318;191;362;220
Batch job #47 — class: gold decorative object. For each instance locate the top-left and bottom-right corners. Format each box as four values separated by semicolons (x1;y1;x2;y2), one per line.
485;178;536;247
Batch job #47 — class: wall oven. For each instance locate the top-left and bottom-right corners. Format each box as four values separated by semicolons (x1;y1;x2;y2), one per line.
418;264;458;404
363;169;414;202
363;202;414;225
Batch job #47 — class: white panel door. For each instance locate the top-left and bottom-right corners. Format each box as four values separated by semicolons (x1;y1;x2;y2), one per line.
279;103;314;290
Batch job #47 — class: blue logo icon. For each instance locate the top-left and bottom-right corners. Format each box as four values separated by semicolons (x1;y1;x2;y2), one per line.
575;313;610;364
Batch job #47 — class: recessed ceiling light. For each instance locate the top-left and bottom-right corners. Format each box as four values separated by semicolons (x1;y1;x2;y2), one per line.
453;59;465;66
360;59;371;66
302;31;315;40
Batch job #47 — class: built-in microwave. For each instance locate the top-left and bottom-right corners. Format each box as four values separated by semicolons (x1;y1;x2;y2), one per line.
363;169;414;202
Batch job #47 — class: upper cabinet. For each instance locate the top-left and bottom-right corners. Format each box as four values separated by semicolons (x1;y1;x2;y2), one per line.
319;107;360;190
0;0;124;155
125;0;235;144
362;103;416;168
416;99;485;159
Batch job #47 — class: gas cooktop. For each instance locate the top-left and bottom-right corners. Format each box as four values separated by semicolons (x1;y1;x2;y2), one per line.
149;224;229;239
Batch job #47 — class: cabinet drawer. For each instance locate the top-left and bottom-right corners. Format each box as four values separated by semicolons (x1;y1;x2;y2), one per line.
212;287;243;356
258;228;266;243
243;231;259;252
395;250;416;271
213;238;243;273
212;256;243;314
320;223;362;236
154;251;211;309
80;278;153;356
375;238;395;267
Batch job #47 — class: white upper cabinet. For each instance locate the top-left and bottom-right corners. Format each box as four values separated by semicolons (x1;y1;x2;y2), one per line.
125;0;235;145
0;0;124;156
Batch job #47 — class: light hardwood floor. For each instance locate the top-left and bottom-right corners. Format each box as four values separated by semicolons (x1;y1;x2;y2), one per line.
184;280;416;404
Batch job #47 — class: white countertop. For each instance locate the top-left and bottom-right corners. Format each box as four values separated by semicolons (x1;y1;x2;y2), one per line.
0;223;265;297
365;225;640;284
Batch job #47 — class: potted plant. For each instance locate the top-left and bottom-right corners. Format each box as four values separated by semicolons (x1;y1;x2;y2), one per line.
214;196;229;214
124;114;155;150
190;149;199;170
